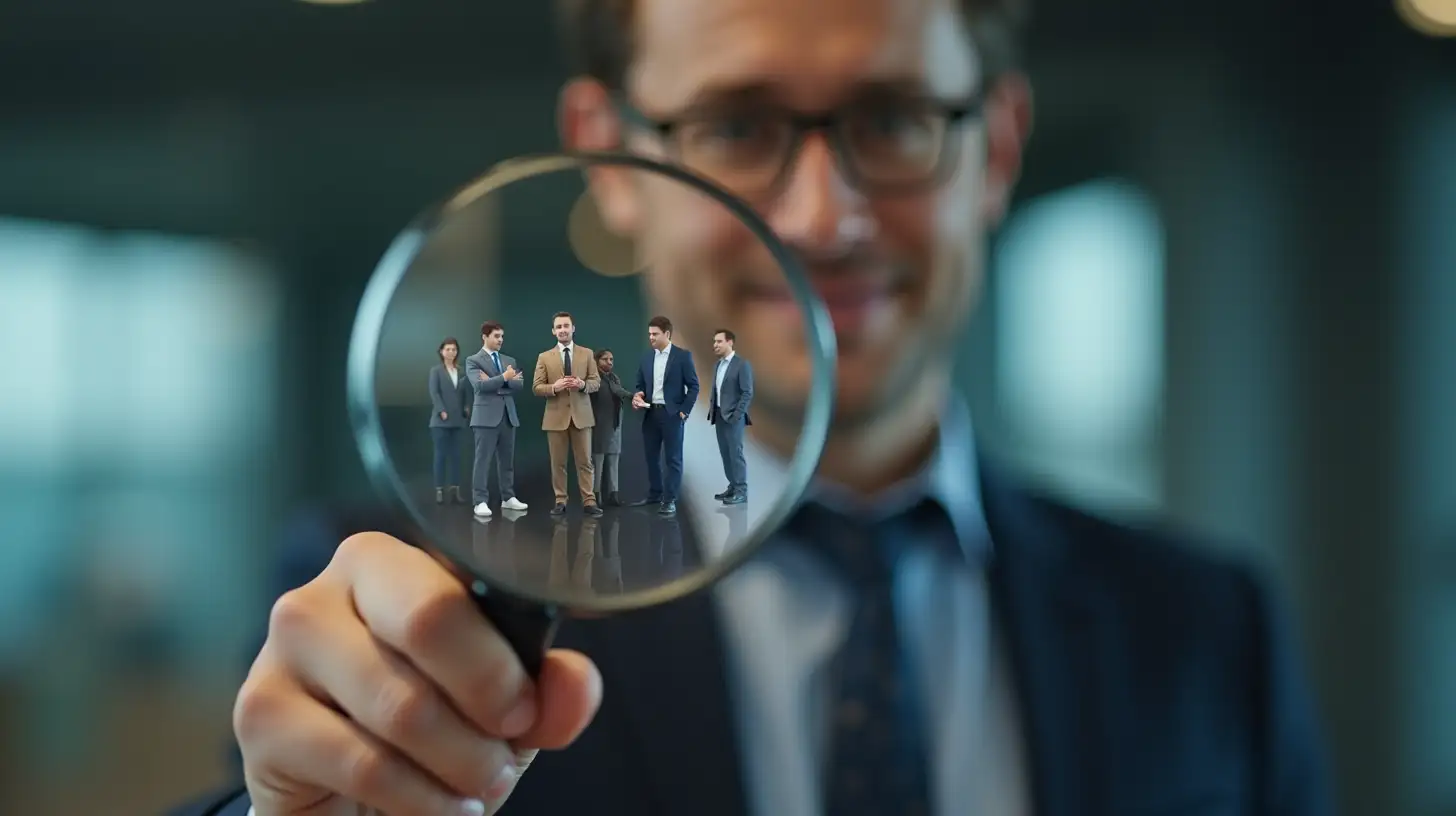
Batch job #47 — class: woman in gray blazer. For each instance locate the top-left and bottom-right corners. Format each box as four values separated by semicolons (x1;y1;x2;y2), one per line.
428;337;472;504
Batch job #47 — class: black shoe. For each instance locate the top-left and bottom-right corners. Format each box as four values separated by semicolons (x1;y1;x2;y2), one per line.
721;492;746;505
584;504;604;518
658;500;677;516
630;497;662;507
714;488;733;500
550;503;566;516
435;488;445;505
605;492;621;507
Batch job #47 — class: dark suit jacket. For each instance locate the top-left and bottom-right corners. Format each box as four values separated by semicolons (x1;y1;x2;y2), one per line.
635;345;700;418
427;364;472;429
172;459;1332;816
708;355;753;426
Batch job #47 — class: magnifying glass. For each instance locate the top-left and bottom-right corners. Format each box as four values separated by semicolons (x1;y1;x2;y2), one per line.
346;152;834;675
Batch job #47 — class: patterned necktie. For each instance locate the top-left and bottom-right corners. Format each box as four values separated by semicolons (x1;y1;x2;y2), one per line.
563;347;573;376
791;501;936;816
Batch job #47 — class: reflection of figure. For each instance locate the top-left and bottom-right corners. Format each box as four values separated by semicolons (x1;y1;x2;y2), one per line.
533;311;602;517
590;348;631;506
652;512;685;584
469;513;520;585
465;321;528;518
630;316;700;516
595;514;624;595
427;337;471;505
708;329;753;505
546;517;599;596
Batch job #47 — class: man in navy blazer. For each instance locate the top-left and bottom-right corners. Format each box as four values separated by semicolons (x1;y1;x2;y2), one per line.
629;315;699;516
173;0;1334;814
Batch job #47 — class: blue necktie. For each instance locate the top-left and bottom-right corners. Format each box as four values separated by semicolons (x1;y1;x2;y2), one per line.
790;501;937;816
491;351;501;373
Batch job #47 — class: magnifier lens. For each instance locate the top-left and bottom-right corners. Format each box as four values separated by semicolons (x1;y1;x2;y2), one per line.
348;153;833;616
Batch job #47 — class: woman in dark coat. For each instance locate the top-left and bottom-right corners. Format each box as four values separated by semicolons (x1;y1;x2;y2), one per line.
428;336;471;504
590;348;632;506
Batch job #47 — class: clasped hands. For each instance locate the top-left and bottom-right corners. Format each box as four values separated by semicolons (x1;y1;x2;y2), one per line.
552;376;585;393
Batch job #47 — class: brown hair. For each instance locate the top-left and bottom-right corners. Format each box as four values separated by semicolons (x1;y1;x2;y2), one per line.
438;336;460;365
480;321;503;338
648;315;673;335
554;0;1028;91
713;328;735;343
552;311;574;326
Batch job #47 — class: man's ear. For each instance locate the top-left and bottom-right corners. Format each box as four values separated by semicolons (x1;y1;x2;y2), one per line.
979;71;1034;226
559;78;642;234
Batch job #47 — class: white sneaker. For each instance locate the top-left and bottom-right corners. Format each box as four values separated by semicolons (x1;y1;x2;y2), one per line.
473;502;493;517
501;497;529;511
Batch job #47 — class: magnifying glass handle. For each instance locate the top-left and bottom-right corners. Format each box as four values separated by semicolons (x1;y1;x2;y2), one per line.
471;588;561;679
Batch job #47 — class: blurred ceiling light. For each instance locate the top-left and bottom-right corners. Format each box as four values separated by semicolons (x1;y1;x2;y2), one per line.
1397;0;1456;36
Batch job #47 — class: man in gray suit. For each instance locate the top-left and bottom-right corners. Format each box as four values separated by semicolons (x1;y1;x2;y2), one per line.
708;328;753;505
590;348;633;507
465;321;529;518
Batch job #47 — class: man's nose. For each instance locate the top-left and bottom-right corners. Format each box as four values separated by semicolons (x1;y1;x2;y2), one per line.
766;135;866;255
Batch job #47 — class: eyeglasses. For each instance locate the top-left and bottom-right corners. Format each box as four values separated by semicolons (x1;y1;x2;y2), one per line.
618;93;983;199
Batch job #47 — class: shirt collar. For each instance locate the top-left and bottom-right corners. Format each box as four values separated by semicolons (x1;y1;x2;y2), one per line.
806;397;990;562
718;352;736;364
559;343;573;353
656;343;672;355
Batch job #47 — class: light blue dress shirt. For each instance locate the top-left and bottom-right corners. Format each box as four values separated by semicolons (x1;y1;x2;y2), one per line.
709;403;1031;815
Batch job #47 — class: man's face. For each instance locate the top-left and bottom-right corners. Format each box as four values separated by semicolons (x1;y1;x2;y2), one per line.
648;326;670;350
599;352;614;373
712;333;733;357
485;329;504;351
565;0;1028;431
553;317;575;344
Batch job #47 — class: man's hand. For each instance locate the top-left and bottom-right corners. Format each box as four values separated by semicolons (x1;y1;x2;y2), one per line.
631;392;648;410
572;378;588;392
503;365;519;381
478;371;488;382
440;412;448;421
679;412;686;420
234;533;603;816
552;377;573;394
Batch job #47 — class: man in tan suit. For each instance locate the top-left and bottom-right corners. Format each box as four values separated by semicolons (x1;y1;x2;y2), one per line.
532;311;603;517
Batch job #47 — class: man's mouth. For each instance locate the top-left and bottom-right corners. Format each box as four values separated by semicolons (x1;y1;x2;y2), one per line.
736;275;906;335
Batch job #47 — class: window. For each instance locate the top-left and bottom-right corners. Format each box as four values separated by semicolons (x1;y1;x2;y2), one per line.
993;179;1166;511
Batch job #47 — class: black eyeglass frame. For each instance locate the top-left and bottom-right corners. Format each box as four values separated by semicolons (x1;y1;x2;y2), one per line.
614;92;986;196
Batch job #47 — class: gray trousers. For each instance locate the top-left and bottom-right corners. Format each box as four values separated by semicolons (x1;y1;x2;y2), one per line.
472;424;517;504
714;412;748;492
592;452;619;494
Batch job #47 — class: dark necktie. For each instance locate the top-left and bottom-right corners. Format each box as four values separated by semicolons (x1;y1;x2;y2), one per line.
563;347;573;376
790;501;936;816
491;351;501;372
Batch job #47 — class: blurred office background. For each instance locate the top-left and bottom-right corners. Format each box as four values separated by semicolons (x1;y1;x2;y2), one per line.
0;0;1452;813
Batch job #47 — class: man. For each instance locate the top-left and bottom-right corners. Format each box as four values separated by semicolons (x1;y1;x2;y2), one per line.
590;348;632;507
707;329;753;505
194;1;1332;814
532;311;603;518
630;316;700;516
464;321;529;518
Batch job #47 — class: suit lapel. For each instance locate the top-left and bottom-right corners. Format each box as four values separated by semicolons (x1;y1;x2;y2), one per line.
980;458;1114;816
591;591;747;816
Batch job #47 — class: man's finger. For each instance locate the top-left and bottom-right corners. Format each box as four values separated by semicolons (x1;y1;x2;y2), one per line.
336;534;537;740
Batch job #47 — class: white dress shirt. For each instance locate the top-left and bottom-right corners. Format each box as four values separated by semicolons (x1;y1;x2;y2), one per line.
713;351;734;410
651;344;671;405
446;365;459;387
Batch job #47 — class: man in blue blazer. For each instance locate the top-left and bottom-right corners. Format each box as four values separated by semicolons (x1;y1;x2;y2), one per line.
629;315;700;516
